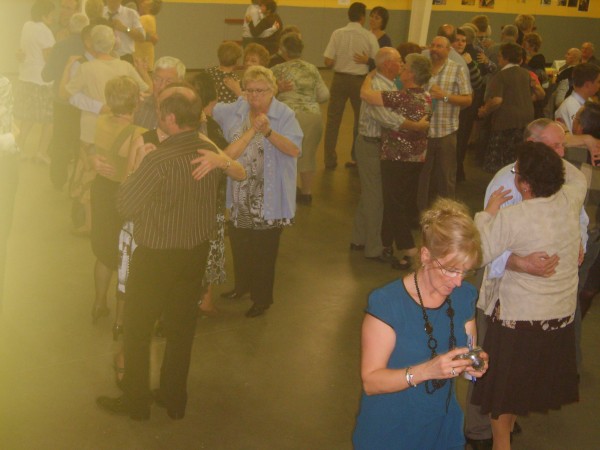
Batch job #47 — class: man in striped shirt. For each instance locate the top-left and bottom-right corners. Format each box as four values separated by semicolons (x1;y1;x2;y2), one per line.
96;86;220;421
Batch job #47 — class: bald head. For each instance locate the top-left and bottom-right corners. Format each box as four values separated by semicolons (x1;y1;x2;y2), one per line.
375;47;402;79
565;48;582;66
525;119;566;157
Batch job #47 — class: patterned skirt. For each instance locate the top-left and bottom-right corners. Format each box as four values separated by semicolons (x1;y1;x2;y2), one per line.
203;211;226;285
13;80;53;123
482;128;524;174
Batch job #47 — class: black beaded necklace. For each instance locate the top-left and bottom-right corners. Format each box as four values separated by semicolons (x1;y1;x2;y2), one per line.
413;271;456;395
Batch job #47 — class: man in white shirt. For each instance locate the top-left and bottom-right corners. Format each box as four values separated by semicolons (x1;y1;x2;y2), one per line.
104;0;145;62
322;2;379;169
465;118;598;448
555;63;600;133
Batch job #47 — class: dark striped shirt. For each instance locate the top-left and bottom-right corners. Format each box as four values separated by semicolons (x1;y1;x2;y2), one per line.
118;130;220;249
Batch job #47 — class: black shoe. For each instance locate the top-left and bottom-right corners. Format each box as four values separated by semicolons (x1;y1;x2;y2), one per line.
220;289;248;300
245;304;269;318
466;437;493;450
297;193;312;205
152;389;185;420
350;243;365;251
96;395;150;421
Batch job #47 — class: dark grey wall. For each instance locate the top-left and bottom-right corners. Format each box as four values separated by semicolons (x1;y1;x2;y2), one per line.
428;11;600;62
156;4;411;70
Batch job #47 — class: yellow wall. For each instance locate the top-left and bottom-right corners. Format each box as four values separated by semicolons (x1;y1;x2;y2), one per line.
163;1;411;9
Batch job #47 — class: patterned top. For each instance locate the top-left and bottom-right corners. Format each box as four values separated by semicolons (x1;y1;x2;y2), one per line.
427;59;472;138
230;117;292;230
118;130;220;249
381;88;432;162
206;66;240;104
0;76;18;154
271;59;329;114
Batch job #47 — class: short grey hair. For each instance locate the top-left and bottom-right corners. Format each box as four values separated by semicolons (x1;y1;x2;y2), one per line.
154;56;186;80
405;53;432;86
91;25;115;54
69;13;89;34
374;47;400;70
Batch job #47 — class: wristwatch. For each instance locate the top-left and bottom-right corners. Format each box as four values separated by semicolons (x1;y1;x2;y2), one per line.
442;95;449;103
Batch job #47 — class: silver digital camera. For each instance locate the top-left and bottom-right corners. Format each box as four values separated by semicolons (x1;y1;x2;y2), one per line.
453;346;485;371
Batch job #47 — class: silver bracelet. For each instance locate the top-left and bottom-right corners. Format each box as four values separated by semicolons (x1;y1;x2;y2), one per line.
405;366;417;388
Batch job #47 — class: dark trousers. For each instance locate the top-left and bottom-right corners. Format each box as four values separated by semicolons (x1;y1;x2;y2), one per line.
381;160;423;250
323;72;364;166
229;225;282;307
48;101;79;189
122;243;209;416
417;132;457;211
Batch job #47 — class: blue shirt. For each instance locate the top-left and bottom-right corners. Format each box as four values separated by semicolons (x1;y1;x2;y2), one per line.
213;97;303;221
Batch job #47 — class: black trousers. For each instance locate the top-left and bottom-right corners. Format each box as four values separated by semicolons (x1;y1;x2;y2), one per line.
122;243;209;416
228;225;282;307
48;101;79;189
381;160;423;251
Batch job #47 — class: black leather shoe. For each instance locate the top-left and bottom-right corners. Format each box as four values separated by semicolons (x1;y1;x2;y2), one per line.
350;243;365;251
220;289;248;300
245;304;269;318
152;389;185;420
96;395;150;421
466;437;493;450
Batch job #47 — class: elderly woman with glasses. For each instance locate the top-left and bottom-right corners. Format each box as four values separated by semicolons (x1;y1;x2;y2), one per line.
472;141;586;450
213;65;302;318
353;198;489;450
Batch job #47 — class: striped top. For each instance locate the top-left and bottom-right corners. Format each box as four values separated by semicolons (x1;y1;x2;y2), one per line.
117;130;220;250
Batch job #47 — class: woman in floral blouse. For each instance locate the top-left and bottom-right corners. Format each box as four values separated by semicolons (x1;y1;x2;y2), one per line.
271;33;329;204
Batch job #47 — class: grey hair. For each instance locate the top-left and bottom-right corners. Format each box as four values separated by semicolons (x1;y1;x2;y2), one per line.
405;53;432;86
374;47;400;70
524;118;555;141
154;56;186;80
69;13;89;34
91;25;115;54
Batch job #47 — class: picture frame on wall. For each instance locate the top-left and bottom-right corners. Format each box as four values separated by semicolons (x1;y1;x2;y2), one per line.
578;0;590;11
479;0;495;7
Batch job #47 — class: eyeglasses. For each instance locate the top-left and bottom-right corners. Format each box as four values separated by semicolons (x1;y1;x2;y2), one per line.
432;257;476;279
245;88;270;95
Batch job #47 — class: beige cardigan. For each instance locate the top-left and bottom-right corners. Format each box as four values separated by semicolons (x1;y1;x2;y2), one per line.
475;161;587;321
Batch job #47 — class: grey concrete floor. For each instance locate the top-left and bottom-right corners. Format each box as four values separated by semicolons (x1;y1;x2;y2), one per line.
1;83;600;449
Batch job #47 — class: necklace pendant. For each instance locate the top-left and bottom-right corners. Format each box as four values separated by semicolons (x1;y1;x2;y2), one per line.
425;322;433;334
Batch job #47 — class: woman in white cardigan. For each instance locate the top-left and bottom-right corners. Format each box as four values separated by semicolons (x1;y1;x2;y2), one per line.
472;141;587;450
